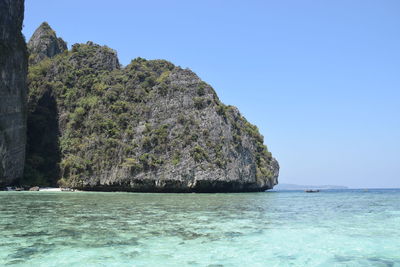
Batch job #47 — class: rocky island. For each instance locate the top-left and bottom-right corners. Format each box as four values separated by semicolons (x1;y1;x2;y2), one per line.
1;7;279;192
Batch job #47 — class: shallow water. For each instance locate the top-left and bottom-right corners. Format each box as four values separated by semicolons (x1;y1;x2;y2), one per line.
0;189;399;266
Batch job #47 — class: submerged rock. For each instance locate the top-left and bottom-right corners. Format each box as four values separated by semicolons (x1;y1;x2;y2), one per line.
0;0;28;187
25;23;279;192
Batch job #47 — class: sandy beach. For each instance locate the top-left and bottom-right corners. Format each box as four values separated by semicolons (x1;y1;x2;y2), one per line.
38;188;62;192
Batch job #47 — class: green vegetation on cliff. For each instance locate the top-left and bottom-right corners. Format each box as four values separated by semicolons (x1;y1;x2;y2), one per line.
24;24;278;192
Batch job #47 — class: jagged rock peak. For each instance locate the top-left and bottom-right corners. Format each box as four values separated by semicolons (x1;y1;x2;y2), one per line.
70;41;120;71
27;22;67;64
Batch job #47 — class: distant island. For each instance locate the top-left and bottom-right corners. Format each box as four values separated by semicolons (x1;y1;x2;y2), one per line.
273;183;348;190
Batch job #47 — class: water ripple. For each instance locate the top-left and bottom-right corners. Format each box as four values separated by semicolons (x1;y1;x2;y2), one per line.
0;189;399;266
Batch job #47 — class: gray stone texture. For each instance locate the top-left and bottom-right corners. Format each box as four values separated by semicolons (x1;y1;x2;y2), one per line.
27;22;67;64
0;0;28;186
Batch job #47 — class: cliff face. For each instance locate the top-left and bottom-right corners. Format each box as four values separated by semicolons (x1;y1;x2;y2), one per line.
26;23;279;192
0;0;28;186
27;22;67;64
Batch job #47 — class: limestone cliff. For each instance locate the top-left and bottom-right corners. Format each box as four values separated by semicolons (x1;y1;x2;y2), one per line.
0;0;28;186
26;23;279;192
27;22;67;64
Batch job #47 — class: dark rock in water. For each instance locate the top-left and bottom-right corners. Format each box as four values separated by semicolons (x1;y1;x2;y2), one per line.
29;186;39;191
27;22;67;64
60;187;73;192
25;23;279;192
0;0;28;187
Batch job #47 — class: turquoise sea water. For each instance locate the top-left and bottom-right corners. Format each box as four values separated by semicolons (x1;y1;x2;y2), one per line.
0;189;399;266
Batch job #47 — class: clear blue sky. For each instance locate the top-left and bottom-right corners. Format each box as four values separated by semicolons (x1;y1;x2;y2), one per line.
23;0;400;188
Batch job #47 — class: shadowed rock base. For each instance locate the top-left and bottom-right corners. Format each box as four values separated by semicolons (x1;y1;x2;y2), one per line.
79;180;273;193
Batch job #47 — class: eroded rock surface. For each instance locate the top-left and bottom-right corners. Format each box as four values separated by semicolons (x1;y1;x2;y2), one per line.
0;0;28;186
27;22;67;64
